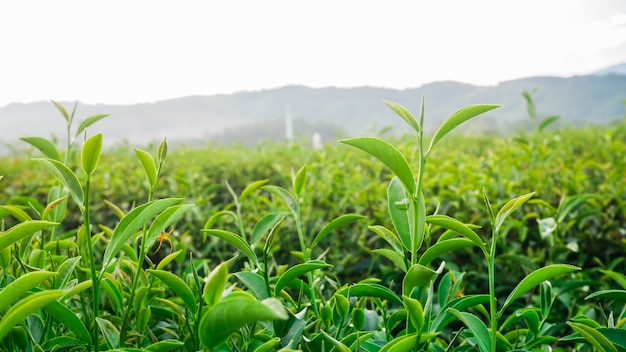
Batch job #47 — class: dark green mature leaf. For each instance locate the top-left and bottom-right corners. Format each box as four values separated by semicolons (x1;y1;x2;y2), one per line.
383;100;420;134
430;294;490;333
32;158;84;209
0;290;64;341
0;271;57;312
102;198;183;269
202;229;258;265
447;308;491;352
134;148;158;187
337;283;402;305
598;328;626;349
0;220;58;252
372;248;407;272
340;137;416;195
500;264;580;314
75;113;109;137
199;293;288;349
568;322;617;352
585;289;626;303
81;133;102;175
148;269;197;313
41;337;89;350
275;260;332;295
311;213;366;248
427;104;500;154
20;137;61;161
234;271;269;300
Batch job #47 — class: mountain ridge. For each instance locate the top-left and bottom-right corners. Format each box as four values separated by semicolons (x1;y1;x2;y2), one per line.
1;72;625;150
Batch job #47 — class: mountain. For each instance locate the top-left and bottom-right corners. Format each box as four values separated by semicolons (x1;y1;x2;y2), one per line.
1;71;625;152
593;63;626;76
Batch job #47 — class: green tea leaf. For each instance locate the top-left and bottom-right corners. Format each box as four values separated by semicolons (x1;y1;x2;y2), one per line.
54;256;81;289
199;294;288;348
148;269;197;313
145;204;194;250
447;308;491;352
568;322;617;352
275;260;332;295
368;225;403;254
240;179;269;201
426;215;487;255
372;248;407;272
41;337;89;350
383;100;420;134
500;264;580;314
81;133;103;175
292;165;307;196
102;198;183;268
0;290;64;341
0;220;58;252
311;213;366;248
403;263;441;296
431;294;490;332
234;271;269;300
156;249;184;270
337;283;402;305
96;317;120;349
403;295;424;331
0;271;57;313
134;148;158;188
251;213;286;248
43;300;92;344
20;137;61;161
598;328;626;349
202;229;258;265
585;289;626;303
51;100;71;122
144;339;185;352
157;137;168;165
538;115;560;132
387;176;412;251
263;185;298;217
75;113;109;138
0;205;32;222
32;158;84;210
418;238;477;267
320;331;351;352
253;337;281;352
494;192;535;234
204;262;228;307
427;104;500;154
340;137;416;195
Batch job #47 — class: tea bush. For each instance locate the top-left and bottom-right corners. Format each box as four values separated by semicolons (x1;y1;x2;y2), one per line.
0;99;625;351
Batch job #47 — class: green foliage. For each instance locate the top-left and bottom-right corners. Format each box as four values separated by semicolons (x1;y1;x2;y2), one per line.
0;98;624;351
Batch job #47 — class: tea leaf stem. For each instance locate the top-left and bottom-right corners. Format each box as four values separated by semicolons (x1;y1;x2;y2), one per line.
82;177;100;352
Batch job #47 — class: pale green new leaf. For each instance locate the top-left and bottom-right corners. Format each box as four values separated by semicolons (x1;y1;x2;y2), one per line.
387;176;412;251
20;137;61;161
144;340;185;352
275;260;332;295
263;185;298;217
500;264;580;314
0;290;64;341
320;331;351;352
81;133;103;175
134;148;158;187
145;204;195;250
418;238;477;267
428;104;500;155
204;262;228;307
0;271;57;313
494;192;536;234
0;220;58;252
568;322;617;352
148;269;197;313
102;198;183;268
75;113;109;138
202;228;258;265
403;263;440;296
337;283;402;305
311;213;366;248
340;137;416;195
51;99;70;122
403;295;424;331
372;248;407;272
368;225;403;254
32;158;84;210
383;100;420;134
293;165;307;196
240;179;269;201
585;289;626;303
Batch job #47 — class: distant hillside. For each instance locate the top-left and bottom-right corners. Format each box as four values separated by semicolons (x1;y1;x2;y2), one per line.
1;71;625;152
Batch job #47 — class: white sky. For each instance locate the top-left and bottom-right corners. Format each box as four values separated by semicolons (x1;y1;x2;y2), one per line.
1;0;625;107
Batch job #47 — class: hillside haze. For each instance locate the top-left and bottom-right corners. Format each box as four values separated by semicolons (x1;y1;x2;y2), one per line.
1;69;625;151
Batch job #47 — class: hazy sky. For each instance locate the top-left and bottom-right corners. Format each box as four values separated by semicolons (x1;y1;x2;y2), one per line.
1;0;625;107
